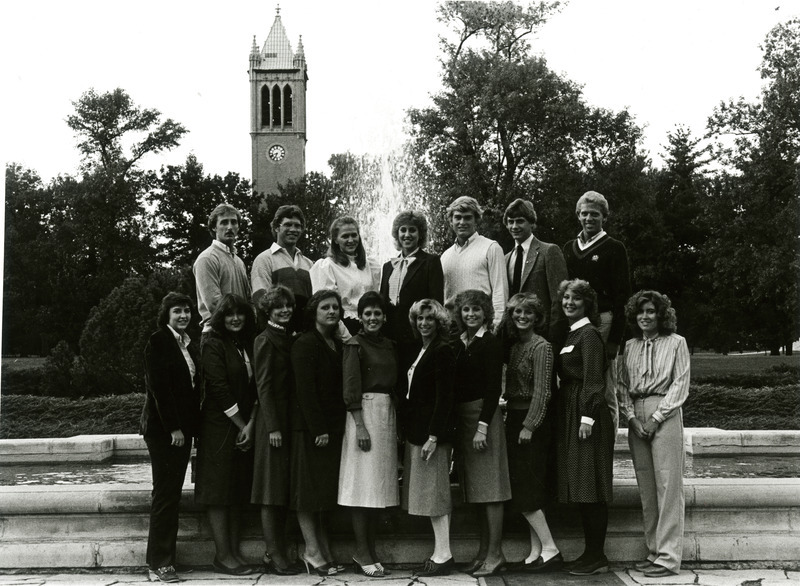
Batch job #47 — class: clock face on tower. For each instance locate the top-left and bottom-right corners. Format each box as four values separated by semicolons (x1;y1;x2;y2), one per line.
268;144;286;162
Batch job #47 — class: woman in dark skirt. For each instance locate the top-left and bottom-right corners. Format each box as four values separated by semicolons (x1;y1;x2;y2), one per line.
397;299;456;578
450;290;510;577
251;285;299;575
556;279;615;576
141;292;201;584
289;289;347;576
195;294;257;576
499;293;562;573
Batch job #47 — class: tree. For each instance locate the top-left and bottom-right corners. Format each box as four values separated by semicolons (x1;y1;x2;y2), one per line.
705;18;800;354
149;154;257;268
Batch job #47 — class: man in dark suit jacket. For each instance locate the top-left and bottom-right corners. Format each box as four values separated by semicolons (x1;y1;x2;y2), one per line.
504;198;568;346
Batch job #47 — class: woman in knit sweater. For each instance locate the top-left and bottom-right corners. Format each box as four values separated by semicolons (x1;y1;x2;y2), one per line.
499;293;562;573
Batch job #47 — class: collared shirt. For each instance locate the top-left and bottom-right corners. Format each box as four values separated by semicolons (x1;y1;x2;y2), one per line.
193;239;251;332
459;325;489;426
309;256;380;319
507;234;534;284
387;248;419;305
251;242;313;302
565;317;595;426
618;333;691;424
576;230;607;251
166;325;195;386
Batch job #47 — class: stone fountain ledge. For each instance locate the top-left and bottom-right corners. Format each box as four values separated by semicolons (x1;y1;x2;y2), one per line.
2;429;799;464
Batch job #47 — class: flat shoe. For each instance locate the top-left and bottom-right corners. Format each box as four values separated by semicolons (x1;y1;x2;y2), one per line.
644;564;678;577
569;557;609;576
211;558;253;576
414;557;454;577
523;552;564;573
473;558;506;577
635;559;655;571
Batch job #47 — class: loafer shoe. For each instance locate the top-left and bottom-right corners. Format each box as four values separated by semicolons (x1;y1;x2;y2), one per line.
644;564;678;578
523;552;564;573
148;566;179;583
635;559;655;571
414;557;454;577
569;556;609;576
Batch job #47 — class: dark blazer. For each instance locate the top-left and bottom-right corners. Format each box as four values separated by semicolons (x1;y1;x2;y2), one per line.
290;329;346;437
506;236;568;346
396;336;455;446
452;331;504;424
380;250;444;366
254;324;294;434
201;331;256;421
141;326;200;440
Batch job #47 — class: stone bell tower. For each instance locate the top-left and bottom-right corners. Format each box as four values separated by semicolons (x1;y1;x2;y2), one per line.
249;7;307;196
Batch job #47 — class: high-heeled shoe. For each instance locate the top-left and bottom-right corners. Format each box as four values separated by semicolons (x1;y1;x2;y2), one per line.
462;558;485;574
353;557;385;578
472;557;507;577
374;562;391;575
301;554;339;576
262;552;300;575
212;557;253;576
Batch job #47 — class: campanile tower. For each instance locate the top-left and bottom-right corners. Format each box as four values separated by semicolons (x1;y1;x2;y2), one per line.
249;8;307;196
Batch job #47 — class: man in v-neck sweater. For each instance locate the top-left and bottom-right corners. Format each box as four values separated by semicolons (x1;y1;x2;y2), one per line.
563;191;631;429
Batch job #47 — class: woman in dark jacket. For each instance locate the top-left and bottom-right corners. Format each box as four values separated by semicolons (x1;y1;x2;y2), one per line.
290;289;347;576
397;299;456;578
380;210;444;369
251;285;299;575
195;294;257;576
141;292;201;584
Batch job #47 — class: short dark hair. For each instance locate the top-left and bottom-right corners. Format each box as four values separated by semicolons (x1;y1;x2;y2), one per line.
207;204;242;235
499;292;546;339
303;289;344;332
271;205;305;237
208;294;256;338
625;290;677;336
451;290;494;333
391;210;429;250
557;279;600;327
157;292;194;328
327;216;367;270
357;290;388;316
503;198;537;225
256;284;296;316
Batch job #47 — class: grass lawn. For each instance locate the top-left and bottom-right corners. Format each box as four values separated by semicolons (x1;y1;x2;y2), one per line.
691;352;799;378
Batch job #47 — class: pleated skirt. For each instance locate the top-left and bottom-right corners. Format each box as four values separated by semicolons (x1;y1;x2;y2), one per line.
338;393;399;508
401;441;452;517
455;399;511;503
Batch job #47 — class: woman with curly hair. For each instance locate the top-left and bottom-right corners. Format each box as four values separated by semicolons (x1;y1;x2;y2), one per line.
310;216;380;336
251;285;300;575
618;290;689;578
397;299;456;578
555;279;614;576
450;289;510;577
195;294;257;576
498;292;562;574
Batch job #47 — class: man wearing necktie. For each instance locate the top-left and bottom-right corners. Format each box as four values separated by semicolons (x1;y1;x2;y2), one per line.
503;199;568;346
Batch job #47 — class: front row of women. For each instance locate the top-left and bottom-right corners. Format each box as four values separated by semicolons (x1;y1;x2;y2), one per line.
142;281;688;581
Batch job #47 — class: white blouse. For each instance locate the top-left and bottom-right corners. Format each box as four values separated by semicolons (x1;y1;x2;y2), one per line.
310;256;380;319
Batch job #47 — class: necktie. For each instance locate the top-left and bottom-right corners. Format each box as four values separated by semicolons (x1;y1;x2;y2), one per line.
512;245;524;294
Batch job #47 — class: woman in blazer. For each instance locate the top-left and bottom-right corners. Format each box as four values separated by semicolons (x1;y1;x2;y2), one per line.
380;210;444;369
397;299;456;578
195;294;257;576
289;289;347;576
141;292;201;584
251;285;300;575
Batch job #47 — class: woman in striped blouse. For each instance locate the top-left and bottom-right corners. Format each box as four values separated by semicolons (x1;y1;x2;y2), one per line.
618;290;690;578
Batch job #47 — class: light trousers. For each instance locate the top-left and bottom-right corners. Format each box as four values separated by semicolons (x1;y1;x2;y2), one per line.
629;395;685;573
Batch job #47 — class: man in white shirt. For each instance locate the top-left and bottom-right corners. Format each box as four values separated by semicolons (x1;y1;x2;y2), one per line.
440;196;508;320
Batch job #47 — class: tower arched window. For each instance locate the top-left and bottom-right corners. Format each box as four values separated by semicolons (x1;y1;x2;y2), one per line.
283;85;293;127
271;85;281;127
260;85;270;127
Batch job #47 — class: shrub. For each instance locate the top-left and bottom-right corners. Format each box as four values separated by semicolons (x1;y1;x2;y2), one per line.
39;340;78;397
683;383;800;430
0;358;45;395
77;267;195;396
693;364;800;388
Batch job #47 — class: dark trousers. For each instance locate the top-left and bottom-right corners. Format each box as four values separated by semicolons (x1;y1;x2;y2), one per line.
145;436;191;570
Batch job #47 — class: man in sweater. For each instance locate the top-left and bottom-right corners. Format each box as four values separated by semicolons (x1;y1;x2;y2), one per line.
251;205;313;332
440;196;508;320
563;190;631;429
193;204;251;344
504;198;568;346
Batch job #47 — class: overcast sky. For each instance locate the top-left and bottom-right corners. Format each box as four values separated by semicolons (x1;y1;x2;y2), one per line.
2;0;798;184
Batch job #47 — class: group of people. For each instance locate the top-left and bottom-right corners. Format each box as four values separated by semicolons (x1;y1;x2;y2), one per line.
140;191;690;583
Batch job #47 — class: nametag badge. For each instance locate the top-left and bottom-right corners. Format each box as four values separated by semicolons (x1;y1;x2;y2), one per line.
560;345;575;354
